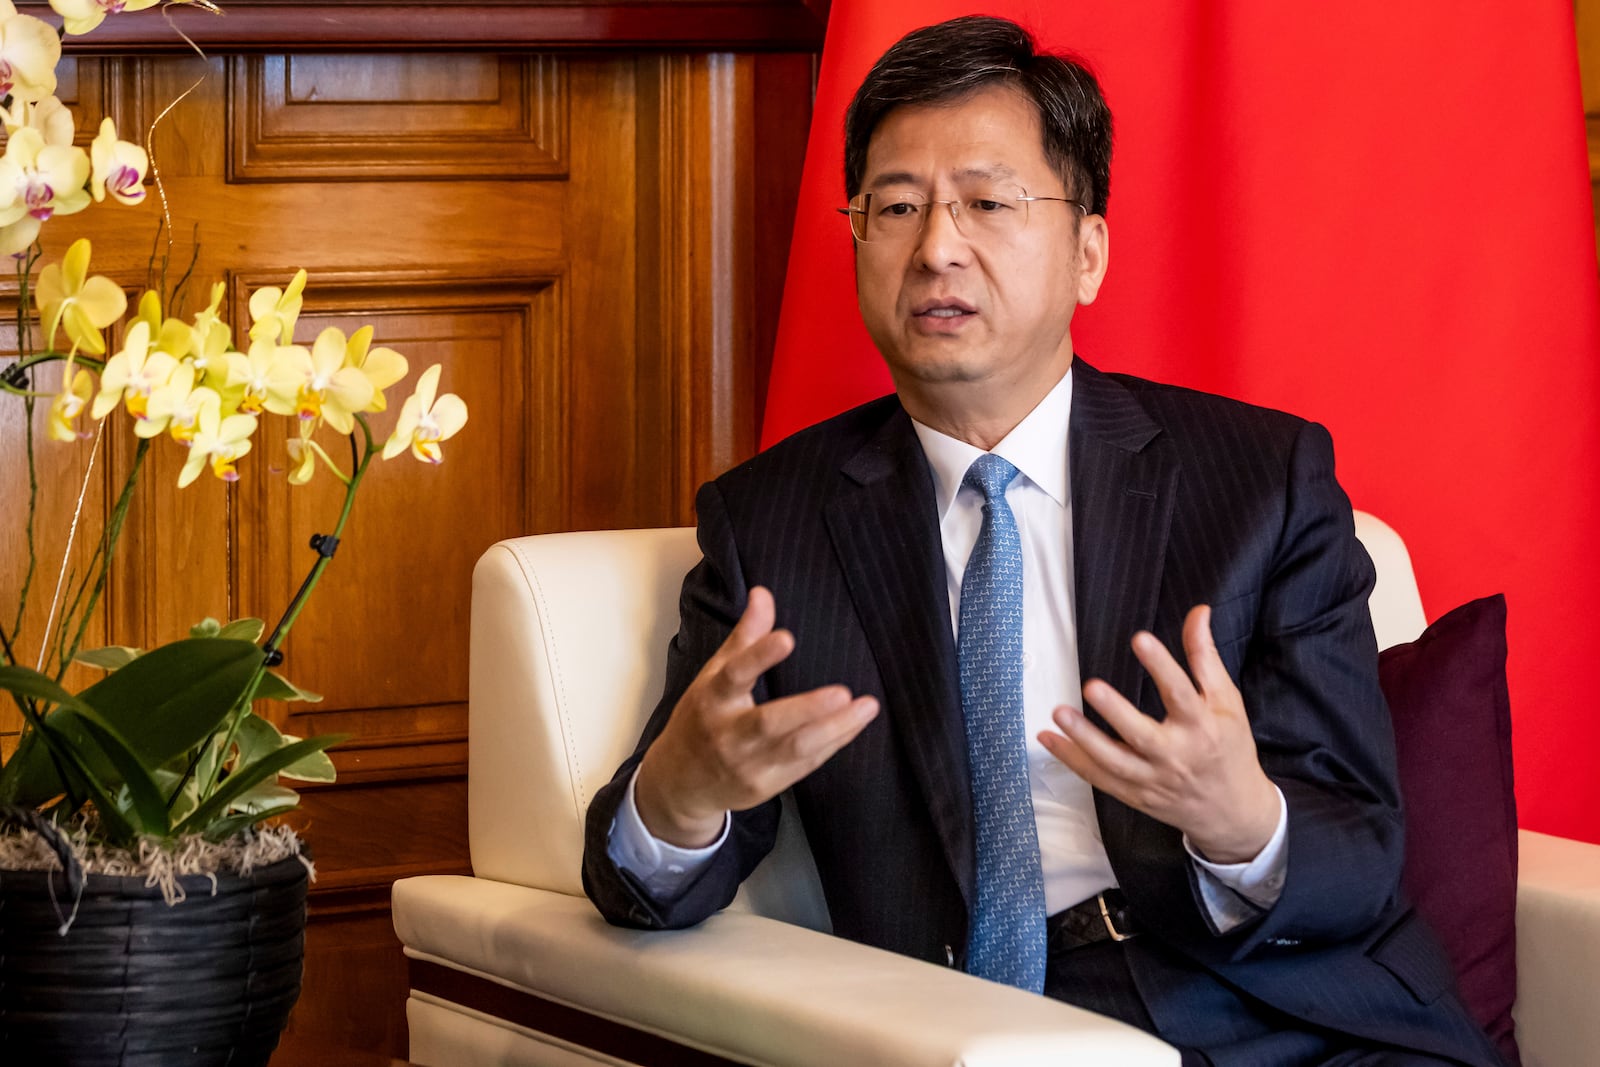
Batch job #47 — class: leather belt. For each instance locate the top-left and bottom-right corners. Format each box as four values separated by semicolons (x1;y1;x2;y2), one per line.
1047;888;1140;952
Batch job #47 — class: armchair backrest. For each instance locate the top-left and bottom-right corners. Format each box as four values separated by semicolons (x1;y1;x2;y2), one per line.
467;511;1424;929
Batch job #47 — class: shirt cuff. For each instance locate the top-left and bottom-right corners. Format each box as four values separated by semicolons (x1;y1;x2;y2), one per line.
1183;783;1289;933
606;765;730;899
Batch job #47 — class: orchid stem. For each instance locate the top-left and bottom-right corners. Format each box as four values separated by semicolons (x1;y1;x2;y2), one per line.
191;416;376;809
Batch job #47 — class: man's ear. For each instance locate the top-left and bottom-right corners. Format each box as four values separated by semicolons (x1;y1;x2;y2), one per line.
1075;215;1109;306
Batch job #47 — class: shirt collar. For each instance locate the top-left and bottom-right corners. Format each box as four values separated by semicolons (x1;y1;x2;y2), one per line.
910;368;1073;518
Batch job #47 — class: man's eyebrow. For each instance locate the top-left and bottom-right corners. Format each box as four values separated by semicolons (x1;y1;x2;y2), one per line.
867;171;921;190
953;164;1018;182
865;164;1020;190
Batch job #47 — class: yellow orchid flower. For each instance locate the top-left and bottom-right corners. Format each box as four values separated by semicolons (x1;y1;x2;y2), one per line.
47;0;160;37
34;238;128;356
178;401;256;488
189;281;227;342
167;385;222;448
92;319;180;421
134;288;161;334
279;329;374;435
0;7;61;103
225;338;303;417
335;325;407;413
0;215;39;256
184;282;232;389
131;289;196;358
0;128;91;226
382;364;468;464
139;364;222;443
4;95;75;147
285;425;317;486
188;320;232;391
47;364;93;442
247;269;306;346
89;117;148;205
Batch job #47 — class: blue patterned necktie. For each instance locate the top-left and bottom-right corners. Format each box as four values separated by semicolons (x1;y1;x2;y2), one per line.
958;453;1048;992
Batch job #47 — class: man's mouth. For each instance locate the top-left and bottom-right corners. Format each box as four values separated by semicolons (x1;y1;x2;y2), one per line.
913;299;977;319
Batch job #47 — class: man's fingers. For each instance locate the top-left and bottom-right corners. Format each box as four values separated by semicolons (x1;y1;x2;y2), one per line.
1129;630;1203;719
1038;725;1112;792
748;683;853;739
1047;697;1153;784
780;694;880;766
1180;604;1234;697
1077;677;1162;755
730;689;878;800
724;586;778;653
710;628;795;699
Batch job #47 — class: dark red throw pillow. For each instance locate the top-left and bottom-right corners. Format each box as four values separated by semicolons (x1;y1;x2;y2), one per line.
1381;593;1519;1066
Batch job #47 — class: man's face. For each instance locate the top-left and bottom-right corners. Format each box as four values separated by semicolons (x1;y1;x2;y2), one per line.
853;85;1107;420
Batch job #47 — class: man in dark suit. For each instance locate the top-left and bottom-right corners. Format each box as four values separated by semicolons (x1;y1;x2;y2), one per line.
584;15;1502;1067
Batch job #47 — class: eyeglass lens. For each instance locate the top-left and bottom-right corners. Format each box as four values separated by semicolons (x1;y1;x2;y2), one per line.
849;184;1039;243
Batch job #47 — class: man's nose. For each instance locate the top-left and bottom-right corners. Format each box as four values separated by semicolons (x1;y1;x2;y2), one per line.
913;200;972;270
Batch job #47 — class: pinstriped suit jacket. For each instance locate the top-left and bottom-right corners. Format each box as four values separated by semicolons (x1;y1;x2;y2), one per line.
583;357;1500;1066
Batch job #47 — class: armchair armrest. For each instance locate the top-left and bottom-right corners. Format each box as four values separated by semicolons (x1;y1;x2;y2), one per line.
1514;829;1600;1067
393;875;1179;1067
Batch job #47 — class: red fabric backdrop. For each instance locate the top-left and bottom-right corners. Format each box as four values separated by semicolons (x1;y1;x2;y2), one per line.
763;2;1600;842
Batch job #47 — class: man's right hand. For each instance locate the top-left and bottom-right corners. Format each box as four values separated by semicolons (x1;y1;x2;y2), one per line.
633;586;880;848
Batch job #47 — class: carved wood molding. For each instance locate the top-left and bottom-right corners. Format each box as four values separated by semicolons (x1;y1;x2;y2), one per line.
25;1;829;54
636;54;763;524
226;268;565;789
229;54;568;182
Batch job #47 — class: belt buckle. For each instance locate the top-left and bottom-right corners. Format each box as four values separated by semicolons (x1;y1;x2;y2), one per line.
1097;892;1136;942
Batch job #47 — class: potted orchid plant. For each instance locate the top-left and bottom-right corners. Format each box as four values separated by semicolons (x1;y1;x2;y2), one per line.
0;2;468;1062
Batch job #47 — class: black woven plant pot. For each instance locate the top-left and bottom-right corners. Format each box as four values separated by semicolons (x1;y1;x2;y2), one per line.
0;821;308;1067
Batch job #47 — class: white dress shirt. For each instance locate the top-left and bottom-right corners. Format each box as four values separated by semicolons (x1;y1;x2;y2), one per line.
609;369;1287;931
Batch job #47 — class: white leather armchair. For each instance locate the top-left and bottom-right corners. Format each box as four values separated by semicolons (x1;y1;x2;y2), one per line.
392;515;1600;1067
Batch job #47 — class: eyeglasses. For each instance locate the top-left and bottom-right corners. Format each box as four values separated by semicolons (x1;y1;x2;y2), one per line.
838;184;1086;243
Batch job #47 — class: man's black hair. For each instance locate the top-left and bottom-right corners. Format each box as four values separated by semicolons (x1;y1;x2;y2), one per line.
843;15;1113;217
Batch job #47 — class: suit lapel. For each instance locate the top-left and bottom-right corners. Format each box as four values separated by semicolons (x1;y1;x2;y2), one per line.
824;406;973;909
1069;360;1185;891
1069;359;1180;722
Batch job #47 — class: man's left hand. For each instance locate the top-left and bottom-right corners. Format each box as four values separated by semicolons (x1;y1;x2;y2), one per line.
1038;604;1280;864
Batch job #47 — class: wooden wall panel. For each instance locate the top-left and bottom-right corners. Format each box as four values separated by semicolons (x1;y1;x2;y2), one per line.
0;45;814;1064
26;0;830;53
232;55;567;181
233;274;561;717
0;346;113;751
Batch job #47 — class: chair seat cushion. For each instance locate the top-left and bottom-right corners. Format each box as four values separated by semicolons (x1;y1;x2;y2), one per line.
1382;593;1519;1066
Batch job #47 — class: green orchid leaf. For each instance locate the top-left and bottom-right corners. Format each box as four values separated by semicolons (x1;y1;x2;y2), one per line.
0;639;263;809
74;708;171;836
0;663;91;710
276;734;336;783
0;666;109;805
74;645;144;671
30;716;137;846
252;671;322;703
232;713;284;768
230;781;299;814
202;804;299;844
230;716;334;782
189;618;222;639
176;733;346;836
0;731;39;804
217;618;265;642
78;638;265;766
152;767;199;825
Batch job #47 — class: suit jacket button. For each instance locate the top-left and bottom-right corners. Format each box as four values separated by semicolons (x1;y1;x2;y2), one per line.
944;944;955;967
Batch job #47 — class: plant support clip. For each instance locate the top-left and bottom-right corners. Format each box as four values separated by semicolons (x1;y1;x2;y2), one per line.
309;533;340;558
